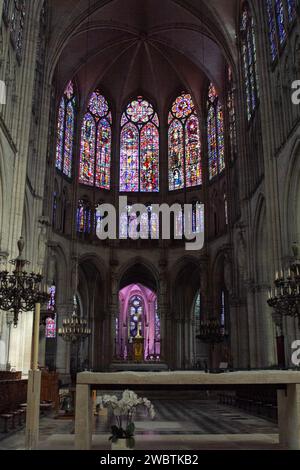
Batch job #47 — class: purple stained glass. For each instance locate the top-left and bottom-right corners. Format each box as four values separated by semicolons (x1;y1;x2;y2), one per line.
217;104;225;173
79;114;96;186
266;0;277;61
126;97;154;124
46;284;56;339
120;123;139;192
45;316;56;339
241;5;259;120
95;118;111;189
275;0;287;45
227;67;237;162
140;123;159;192
77;200;91;234
55;81;76;177
55;97;65;171
120;97;159;193
185;114;202;188
119;210;129;239
63;100;75;178
169;93;201;191
65;80;74;100
207;84;225;179
287;0;296;22
121;113;129;127
89;91;109;117
171;93;194;119
207;106;218;179
79;91;112;189
168;119;184;191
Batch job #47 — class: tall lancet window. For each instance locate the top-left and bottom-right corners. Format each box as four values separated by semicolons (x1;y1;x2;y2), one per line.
79;91;112;189
266;1;296;60
287;0;296;23
55;81;76;178
120;96;159;192
240;2;259;121
207;84;225;180
10;0;26;60
168;93;202;191
227;67;237;162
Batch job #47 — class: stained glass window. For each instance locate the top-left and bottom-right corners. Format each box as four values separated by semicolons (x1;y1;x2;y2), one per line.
10;0;26;59
275;0;287;44
267;1;295;60
79;91;111;189
240;3;259;120
95;203;105;236
46;284;56;339
192;202;205;234
287;0;296;22
227;67;237;162
120;96;159;192
129;296;143;338
220;290;226;329
168;93;201;191
207;84;225;180
266;0;277;61
77;199;92;234
55;81;76;178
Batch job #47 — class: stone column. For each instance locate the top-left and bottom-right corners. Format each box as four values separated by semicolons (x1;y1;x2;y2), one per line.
277;385;300;450
75;384;93;450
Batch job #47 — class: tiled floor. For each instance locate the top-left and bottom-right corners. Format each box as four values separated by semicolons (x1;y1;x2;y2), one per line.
0;399;283;450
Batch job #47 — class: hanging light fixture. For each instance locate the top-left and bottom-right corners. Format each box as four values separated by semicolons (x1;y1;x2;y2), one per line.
268;248;300;328
58;297;91;343
197;318;229;346
0;237;49;326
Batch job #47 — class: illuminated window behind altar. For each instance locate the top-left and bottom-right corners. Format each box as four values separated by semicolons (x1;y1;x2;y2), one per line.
116;284;160;361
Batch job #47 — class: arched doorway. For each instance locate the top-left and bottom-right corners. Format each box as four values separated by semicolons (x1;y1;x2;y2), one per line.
116;284;160;362
115;262;161;365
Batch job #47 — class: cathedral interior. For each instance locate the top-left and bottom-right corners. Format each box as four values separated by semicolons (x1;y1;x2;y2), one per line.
0;0;300;452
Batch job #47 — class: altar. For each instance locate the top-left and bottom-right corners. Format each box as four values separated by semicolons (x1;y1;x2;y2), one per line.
75;370;300;450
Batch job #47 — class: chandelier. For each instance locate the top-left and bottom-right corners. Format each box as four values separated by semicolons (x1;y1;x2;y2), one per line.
0;238;49;326
197;319;229;345
268;260;300;328
58;301;91;343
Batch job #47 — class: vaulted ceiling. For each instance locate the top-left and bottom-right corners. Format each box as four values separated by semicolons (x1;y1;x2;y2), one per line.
47;0;239;110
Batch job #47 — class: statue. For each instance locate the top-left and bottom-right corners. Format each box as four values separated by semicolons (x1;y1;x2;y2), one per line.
38;223;48;267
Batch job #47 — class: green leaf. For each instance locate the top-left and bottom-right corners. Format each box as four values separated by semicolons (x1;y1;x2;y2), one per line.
127;422;135;436
127;437;135;449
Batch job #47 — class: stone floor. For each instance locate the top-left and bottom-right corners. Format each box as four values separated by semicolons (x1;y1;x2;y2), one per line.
0;399;284;450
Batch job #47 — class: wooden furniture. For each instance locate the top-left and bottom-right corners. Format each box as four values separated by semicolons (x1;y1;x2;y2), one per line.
0;378;28;432
0;379;28;414
0;371;22;381
75;370;300;450
40;371;59;410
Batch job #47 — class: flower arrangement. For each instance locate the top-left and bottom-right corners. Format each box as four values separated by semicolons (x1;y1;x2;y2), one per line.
99;390;156;448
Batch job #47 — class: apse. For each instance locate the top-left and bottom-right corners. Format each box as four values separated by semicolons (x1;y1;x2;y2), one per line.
117;284;160;361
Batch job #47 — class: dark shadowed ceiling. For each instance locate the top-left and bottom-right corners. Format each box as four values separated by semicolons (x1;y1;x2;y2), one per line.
47;0;239;109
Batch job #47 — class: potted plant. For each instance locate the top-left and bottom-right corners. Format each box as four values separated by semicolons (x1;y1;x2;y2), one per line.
99;390;156;450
